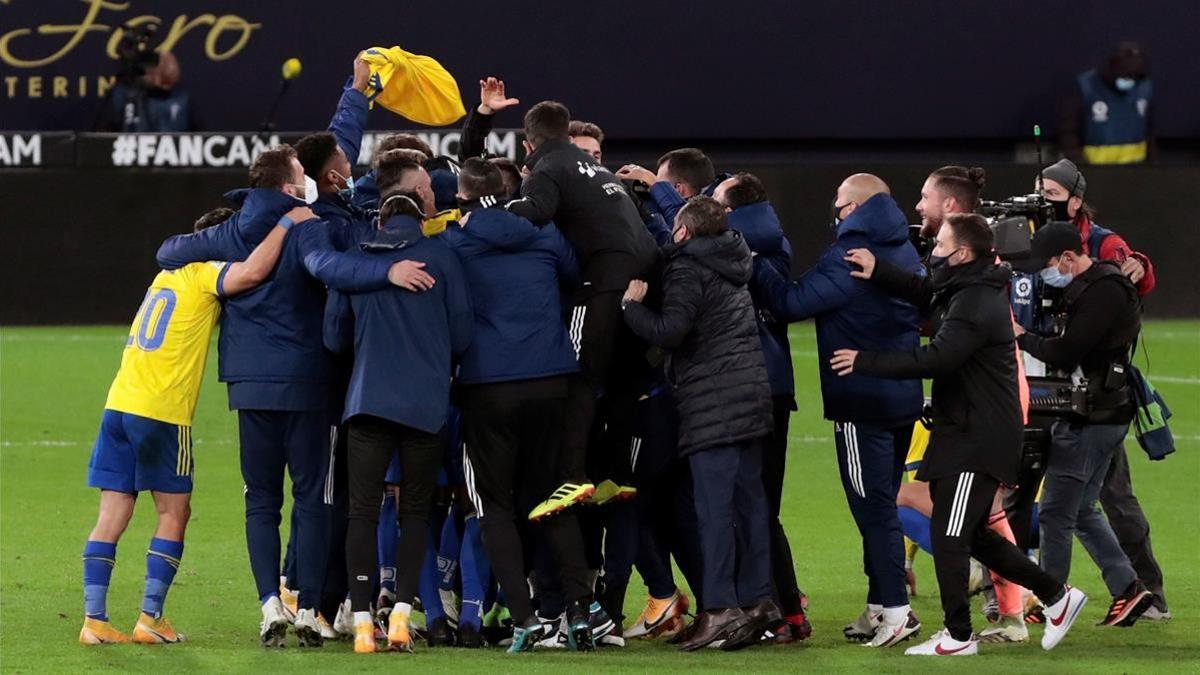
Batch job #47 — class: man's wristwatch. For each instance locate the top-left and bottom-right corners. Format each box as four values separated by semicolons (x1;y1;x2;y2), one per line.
620;297;632;311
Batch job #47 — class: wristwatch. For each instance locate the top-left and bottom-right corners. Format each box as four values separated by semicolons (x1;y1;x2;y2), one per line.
620;297;631;311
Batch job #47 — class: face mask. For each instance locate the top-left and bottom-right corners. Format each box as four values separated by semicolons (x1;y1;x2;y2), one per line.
928;247;961;270
289;175;318;205
1041;261;1074;288
1048;198;1072;222
332;170;355;200
830;200;852;229
1115;77;1137;92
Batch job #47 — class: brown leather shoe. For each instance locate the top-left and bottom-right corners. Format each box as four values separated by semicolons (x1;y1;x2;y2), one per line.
679;609;748;652
721;599;782;651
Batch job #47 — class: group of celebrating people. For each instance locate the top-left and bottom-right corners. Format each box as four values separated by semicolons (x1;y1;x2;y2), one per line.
78;54;1168;658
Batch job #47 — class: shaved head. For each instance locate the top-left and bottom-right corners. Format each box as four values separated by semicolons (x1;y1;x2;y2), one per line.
839;173;890;204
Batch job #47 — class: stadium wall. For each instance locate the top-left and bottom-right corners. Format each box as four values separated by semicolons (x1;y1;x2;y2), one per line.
1;162;1195;324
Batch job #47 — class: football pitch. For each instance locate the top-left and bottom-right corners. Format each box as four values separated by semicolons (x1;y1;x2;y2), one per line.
2;322;1197;673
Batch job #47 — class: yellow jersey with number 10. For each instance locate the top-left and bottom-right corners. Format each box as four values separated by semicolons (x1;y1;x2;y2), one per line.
104;262;228;427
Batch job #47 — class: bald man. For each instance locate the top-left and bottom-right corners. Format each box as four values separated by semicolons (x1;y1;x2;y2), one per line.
98;51;196;132
751;174;926;648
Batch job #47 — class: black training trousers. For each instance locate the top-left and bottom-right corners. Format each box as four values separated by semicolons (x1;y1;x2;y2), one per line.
762;396;803;616
930;470;1064;641
461;376;592;624
344;414;442;613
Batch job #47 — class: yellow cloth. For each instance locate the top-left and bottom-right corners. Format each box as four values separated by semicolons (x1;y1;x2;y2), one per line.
904;420;931;482
360;46;466;126
105;262;225;426
422;209;461;236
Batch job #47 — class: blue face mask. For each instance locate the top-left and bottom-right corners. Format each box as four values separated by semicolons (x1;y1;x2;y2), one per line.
1115;77;1137;92
332;170;355;201
1040;264;1074;288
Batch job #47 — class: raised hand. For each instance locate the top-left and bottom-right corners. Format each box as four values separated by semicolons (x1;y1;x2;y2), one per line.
352;52;371;93
478;77;519;115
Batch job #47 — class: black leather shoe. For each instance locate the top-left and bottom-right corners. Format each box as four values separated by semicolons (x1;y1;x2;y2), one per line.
720;599;781;651
679;608;748;652
426;616;457;646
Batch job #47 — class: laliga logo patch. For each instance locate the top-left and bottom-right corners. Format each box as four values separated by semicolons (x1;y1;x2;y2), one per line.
577;160;598;178
1091;100;1109;123
1015;277;1033;298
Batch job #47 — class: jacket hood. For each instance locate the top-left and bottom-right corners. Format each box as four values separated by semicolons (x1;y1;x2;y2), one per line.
671;230;753;285
932;258;1012;293
224;188;300;239
523;138;580;169
362;215;424;251
836;193;910;245
727;201;784;255
461;208;539;251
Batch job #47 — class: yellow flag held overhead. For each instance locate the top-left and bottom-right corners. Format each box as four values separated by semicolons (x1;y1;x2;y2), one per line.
359;46;466;126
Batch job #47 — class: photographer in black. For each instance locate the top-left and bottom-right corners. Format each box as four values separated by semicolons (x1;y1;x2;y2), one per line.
1014;223;1153;628
832;214;1083;656
96;25;196;133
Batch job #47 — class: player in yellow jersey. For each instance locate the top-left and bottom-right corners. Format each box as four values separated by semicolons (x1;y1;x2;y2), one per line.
79;203;313;646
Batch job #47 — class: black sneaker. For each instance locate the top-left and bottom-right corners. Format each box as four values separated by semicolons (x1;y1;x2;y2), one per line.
1100;581;1153;627
458;623;484;648
426;616;457;646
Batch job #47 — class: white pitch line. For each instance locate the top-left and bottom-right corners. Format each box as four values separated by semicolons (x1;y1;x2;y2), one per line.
1152;375;1200;385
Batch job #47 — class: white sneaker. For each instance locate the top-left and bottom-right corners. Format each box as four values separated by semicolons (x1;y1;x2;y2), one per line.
535;615;566;649
333;598;355;637
316;612;339;640
904;628;978;656
294;608;324;647
843;607;882;642
866;609;921;648
978;615;1028;643
260;596;289;647
1140;605;1172;621
1041;585;1087;651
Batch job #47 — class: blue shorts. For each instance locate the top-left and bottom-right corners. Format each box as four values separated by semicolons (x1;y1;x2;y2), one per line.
87;409;194;494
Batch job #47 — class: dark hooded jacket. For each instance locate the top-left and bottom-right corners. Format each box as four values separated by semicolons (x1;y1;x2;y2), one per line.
623;230;772;455
857;258;1024;485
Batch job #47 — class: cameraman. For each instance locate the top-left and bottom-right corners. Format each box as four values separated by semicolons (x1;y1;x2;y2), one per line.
1036;159;1168;618
97;51;196;132
1015;223;1153;627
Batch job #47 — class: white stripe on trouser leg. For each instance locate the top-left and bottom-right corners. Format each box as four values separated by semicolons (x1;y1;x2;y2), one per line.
324;425;338;505
630;437;642;473
846;423;864;499
569;306;587;359
950;470;969;533
946;473;967;537
946;472;974;537
462;444;483;518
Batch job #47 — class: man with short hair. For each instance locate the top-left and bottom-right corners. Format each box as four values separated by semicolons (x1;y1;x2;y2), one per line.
506;100;659;518
568;120;604;162
79;204;306;646
711;172;810;641
621;197;776;652
835;214;1085;656
617;148;717;226
441;158;597;651
1015;222;1152;627
753;173;923;648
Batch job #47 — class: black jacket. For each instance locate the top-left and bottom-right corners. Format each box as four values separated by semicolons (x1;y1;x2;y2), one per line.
507;138;658;291
857;258;1023;485
1018;261;1141;423
623;231;772;455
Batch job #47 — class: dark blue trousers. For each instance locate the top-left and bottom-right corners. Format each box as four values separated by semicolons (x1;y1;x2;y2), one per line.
238;409;334;610
688;439;772;611
834;421;909;608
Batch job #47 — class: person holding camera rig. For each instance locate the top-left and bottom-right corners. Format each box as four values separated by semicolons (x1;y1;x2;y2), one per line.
1014;222;1154;628
832;214;1085;657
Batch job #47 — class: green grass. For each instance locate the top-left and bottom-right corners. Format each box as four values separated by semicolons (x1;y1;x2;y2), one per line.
2;321;1198;673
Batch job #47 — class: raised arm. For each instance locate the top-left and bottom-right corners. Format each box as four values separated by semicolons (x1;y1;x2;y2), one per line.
853;294;989;379
848;249;933;310
460;77;519;161
296;220;434;293
328;54;373;166
157;218;244;270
